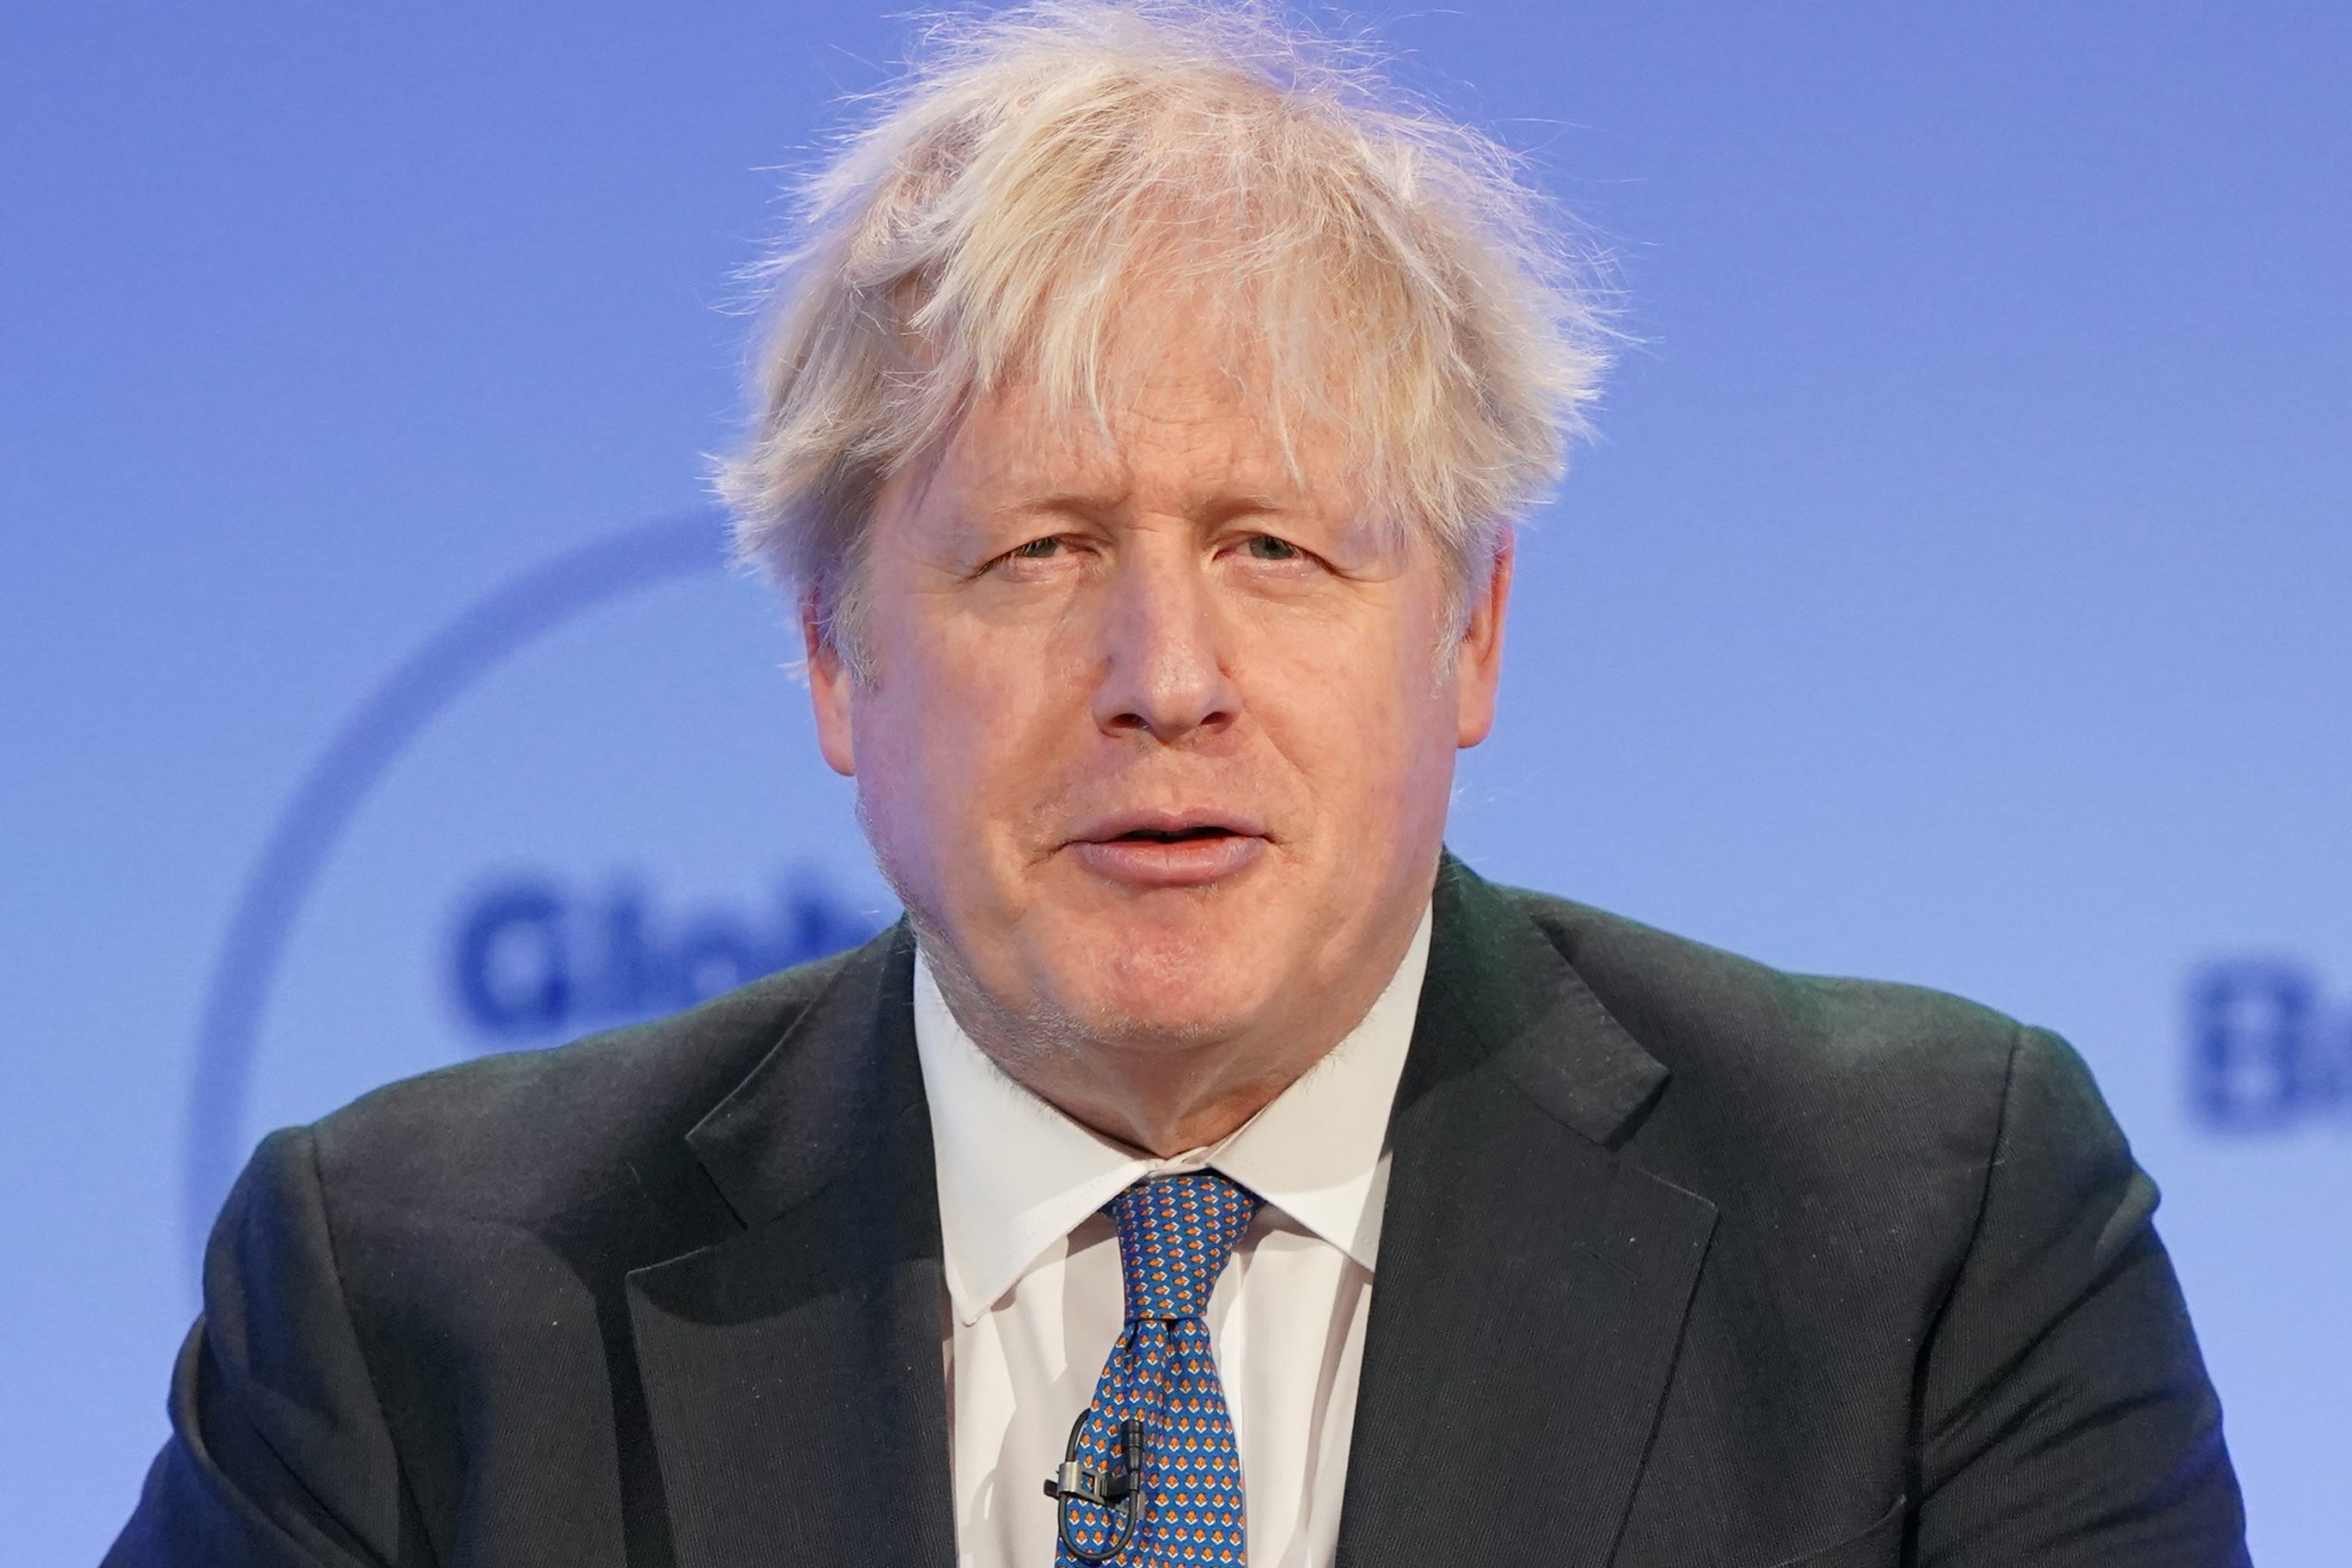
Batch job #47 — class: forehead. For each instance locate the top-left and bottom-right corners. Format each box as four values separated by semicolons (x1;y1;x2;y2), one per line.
928;283;1360;523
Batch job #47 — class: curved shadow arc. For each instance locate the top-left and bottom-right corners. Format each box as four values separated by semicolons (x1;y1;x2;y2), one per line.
181;511;733;1283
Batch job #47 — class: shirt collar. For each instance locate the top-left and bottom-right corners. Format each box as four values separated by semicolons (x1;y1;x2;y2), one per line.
913;905;1432;1326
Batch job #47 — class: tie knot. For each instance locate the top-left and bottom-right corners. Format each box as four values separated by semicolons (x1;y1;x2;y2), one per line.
1105;1171;1259;1322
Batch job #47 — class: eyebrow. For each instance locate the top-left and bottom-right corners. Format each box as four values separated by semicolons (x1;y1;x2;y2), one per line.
981;488;1301;530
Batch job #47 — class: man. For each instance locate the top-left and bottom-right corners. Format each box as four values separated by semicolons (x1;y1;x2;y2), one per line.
113;3;2248;1565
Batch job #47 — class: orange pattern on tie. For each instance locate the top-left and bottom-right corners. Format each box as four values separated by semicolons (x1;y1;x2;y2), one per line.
1056;1171;1259;1566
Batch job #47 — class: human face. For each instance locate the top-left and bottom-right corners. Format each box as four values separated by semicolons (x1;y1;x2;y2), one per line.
806;328;1509;1130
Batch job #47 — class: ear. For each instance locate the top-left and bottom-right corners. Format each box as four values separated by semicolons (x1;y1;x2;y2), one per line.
1453;535;1512;749
803;593;857;777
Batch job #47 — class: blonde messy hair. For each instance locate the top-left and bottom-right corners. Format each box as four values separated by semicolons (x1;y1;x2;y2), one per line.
721;0;1610;667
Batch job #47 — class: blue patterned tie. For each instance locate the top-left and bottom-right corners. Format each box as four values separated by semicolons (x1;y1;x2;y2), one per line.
1052;1171;1260;1566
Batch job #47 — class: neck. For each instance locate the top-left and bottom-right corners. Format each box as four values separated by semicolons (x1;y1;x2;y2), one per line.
922;918;1421;1159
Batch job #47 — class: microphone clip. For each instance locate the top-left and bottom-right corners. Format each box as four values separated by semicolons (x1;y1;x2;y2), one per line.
1044;1412;1145;1562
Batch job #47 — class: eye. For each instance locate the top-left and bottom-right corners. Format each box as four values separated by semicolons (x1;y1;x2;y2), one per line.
1008;536;1063;560
1240;534;1302;561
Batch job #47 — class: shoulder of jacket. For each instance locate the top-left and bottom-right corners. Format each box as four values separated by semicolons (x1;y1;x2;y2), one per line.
1479;882;2055;1268
301;939;870;1223
1495;881;2026;1078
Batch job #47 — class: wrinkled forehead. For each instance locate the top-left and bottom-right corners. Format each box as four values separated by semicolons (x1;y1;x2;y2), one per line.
922;273;1376;528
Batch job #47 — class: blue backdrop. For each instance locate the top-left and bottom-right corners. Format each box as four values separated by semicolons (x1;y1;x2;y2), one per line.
3;3;2344;1561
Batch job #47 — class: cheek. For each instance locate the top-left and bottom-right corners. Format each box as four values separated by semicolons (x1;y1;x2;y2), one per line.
1250;606;1454;781
844;686;928;876
858;619;1073;848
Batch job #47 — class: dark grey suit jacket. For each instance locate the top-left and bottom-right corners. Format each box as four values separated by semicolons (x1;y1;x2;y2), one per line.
110;858;2248;1566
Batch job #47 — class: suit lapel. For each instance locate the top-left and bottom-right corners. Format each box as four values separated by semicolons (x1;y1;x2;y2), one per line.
1337;859;1718;1568
620;861;1711;1568
626;926;958;1568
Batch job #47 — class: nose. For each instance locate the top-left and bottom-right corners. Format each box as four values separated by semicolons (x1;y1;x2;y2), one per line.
1088;537;1240;744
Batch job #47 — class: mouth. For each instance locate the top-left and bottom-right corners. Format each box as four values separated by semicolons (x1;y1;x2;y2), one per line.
1110;824;1238;844
1065;812;1270;889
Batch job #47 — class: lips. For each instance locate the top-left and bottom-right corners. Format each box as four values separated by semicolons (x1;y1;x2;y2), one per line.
1064;810;1270;889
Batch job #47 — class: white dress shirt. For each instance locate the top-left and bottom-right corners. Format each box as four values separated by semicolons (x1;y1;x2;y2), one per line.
910;907;1431;1568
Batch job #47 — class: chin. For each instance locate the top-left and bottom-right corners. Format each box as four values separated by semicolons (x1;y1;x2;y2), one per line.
1039;901;1289;1047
